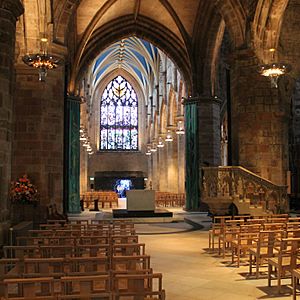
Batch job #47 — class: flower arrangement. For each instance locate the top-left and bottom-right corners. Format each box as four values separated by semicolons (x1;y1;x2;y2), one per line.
10;174;38;204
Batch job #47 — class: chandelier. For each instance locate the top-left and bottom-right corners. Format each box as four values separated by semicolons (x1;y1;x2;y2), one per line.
145;145;152;156
80;125;94;155
157;136;165;148
257;49;291;88
22;0;62;82
165;130;173;142
175;120;185;135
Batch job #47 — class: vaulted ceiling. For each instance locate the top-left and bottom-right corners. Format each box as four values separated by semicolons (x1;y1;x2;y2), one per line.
91;37;160;91
19;0;297;93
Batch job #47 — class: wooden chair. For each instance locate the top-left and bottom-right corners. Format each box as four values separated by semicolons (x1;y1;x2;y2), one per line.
218;220;242;257
292;268;300;299
3;277;55;299
249;230;283;278
112;243;146;256
112;273;165;300
268;237;300;293
208;216;231;251
111;235;139;245
0;258;22;296
231;232;259;267
39;245;75;258
58;274;111;299
75;244;110;258
66;256;110;275
23;257;65;278
111;255;151;272
4;245;40;259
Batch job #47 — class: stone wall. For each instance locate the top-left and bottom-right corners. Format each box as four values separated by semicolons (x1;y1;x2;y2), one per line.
0;0;23;243
12;66;65;210
88;152;147;179
231;50;289;186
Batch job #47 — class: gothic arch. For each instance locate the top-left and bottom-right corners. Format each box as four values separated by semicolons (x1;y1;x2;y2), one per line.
69;15;191;95
252;0;289;62
214;0;247;49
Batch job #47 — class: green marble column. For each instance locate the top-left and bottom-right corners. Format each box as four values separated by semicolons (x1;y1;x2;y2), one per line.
65;95;81;213
184;101;200;210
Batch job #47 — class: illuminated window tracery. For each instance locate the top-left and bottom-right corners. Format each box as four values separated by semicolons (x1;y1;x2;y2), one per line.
100;75;138;150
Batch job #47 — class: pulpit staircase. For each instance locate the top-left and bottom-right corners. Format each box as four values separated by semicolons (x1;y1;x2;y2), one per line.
201;166;288;216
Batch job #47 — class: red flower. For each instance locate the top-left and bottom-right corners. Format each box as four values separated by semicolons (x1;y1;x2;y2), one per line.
10;175;38;204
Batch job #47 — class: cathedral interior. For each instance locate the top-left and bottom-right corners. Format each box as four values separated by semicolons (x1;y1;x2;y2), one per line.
1;0;300;298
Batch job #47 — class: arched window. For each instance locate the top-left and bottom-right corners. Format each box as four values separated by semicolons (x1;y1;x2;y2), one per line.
100;75;138;150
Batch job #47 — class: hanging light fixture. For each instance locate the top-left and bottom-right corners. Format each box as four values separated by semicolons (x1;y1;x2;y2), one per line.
157;136;164;148
145;145;152;156
165;130;173;142
258;48;291;88
176;121;185;135
150;142;157;152
22;0;62;81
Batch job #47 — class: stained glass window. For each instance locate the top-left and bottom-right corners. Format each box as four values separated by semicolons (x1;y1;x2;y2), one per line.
100;75;138;150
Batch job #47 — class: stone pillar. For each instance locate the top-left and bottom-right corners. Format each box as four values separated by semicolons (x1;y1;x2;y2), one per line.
80;146;88;193
13;65;64;211
0;0;23;240
198;97;221;166
231;49;290;185
158;144;168;191
64;95;81;214
184;100;200;210
177;132;185;193
147;154;153;189
166;131;179;193
152;150;159;190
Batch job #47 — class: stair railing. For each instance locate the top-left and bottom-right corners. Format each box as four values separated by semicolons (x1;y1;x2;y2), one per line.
201;166;288;214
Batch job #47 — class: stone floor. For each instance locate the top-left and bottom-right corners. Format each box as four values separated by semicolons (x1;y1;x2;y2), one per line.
70;202;296;300
138;221;294;300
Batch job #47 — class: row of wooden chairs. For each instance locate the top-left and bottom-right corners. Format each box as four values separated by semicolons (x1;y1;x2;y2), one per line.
1;219;165;299
3;272;165;299
155;192;185;207
207;214;300;297
81;191;119;209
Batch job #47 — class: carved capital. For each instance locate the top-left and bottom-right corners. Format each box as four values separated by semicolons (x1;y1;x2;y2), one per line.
182;95;222;106
0;0;24;19
67;94;81;103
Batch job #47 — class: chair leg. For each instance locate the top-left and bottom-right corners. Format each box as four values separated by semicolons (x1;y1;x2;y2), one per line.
255;257;260;279
293;274;297;300
268;264;272;287
277;269;281;294
249;254;253;275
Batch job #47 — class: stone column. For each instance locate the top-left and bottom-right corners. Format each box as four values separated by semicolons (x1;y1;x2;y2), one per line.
184;100;200;210
177;131;185;193
64;95;81;214
0;0;23;240
231;49;290;185
158;143;168;191
151;149;159;190
198;97;221;166
166;131;179;193
80;146;88;193
12;65;65;211
147;154;153;189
